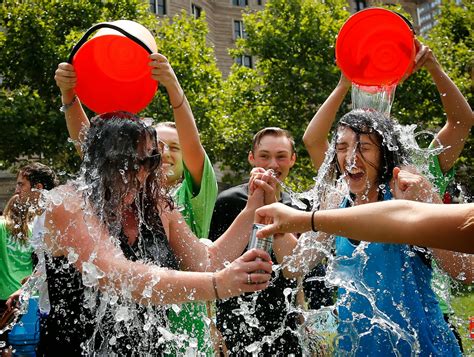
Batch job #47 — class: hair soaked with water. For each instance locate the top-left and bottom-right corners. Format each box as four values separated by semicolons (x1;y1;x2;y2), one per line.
319;109;412;203
81;112;173;235
339;109;410;184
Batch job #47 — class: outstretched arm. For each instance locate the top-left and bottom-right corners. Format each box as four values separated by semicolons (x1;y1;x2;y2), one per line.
54;63;90;156
411;40;473;173
150;54;206;187
255;201;474;255
303;74;351;170
44;187;272;305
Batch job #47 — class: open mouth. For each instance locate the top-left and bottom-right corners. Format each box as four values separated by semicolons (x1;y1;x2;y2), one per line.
346;170;365;181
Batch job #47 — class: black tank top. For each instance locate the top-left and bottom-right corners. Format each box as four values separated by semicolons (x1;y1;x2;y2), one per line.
44;214;179;356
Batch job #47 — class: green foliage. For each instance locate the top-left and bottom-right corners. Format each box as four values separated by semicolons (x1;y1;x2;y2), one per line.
141;11;224;160
0;1;222;175
219;0;350;188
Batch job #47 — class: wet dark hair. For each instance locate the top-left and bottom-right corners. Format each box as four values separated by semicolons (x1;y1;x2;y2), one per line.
20;162;58;190
252;127;295;154
81;112;173;235
330;109;411;200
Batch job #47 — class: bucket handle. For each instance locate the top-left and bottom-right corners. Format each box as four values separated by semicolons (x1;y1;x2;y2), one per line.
68;22;153;64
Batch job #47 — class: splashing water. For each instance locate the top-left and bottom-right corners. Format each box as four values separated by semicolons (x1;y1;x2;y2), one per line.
352;84;397;116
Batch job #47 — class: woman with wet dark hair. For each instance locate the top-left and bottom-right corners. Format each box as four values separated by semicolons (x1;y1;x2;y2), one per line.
39;112;274;355
269;108;465;356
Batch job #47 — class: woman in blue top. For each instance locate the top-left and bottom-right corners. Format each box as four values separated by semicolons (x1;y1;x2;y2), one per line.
267;110;463;356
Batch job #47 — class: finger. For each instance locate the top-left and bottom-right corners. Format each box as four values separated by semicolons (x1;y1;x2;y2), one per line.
256;223;279;238
244;260;273;274
250;167;266;175
241;248;271;263
392;167;401;180
247;272;272;284
58;62;75;71
243;281;270;293
149;53;167;62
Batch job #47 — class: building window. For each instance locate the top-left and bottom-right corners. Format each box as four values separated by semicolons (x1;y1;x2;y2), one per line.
257;0;262;5
192;4;202;19
232;0;248;7
150;0;166;15
234;20;247;40
236;55;253;68
355;0;366;12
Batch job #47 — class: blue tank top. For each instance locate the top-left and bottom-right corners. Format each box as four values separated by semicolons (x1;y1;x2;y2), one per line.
334;190;461;356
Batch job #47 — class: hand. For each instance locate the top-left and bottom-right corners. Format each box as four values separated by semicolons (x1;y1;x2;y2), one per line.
214;249;272;299
255;203;308;237
338;72;351;89
149;53;180;89
391;167;440;202
6;289;21;309
247;169;277;212
55;62;77;95
402;39;440;81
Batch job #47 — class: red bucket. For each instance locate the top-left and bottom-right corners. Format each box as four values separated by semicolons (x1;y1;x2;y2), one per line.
336;8;415;86
69;20;158;114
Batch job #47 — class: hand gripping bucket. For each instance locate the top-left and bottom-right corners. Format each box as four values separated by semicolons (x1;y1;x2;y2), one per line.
69;20;158;114
336;8;415;87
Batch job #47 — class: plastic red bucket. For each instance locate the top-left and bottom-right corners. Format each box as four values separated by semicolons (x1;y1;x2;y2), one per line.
69;20;158;114
336;8;415;86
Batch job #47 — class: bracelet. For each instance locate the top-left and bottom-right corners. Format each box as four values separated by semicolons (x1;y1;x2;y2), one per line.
212;274;221;300
311;210;318;232
171;91;185;110
60;95;78;113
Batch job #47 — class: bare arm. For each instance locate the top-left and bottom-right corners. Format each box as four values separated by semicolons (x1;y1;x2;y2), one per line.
255;201;474;254
411;40;473;173
44;187;272;305
150;54;206;187
168;175;276;272
303;74;351;170
54;63;90;156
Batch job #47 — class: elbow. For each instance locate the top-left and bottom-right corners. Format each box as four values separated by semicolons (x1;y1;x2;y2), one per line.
302;133;313;149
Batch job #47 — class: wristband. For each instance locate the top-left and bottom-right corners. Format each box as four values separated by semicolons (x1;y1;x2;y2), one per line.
212;274;221;300
172;91;185;110
60;95;78;113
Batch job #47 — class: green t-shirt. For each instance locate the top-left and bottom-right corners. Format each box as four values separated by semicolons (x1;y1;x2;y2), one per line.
428;154;455;315
0;219;33;300
428;153;454;196
174;153;218;239
168;153;218;354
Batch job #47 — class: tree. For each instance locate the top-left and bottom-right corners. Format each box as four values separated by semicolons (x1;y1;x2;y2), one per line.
217;0;350;187
0;1;223;175
141;11;224;159
0;0;155;174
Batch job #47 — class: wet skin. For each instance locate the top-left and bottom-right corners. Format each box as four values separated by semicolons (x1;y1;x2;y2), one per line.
335;126;381;204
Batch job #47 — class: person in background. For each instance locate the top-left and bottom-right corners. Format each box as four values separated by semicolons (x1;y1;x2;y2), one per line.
0;163;58;357
55;53;218;353
209;127;332;355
